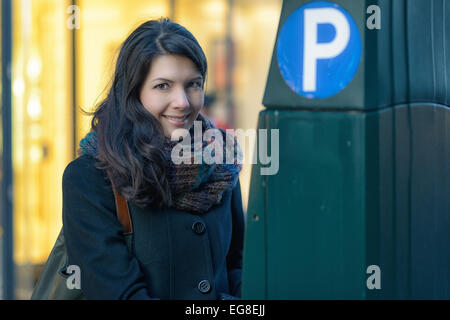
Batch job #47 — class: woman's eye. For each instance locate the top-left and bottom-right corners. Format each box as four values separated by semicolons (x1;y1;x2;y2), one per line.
155;83;169;90
189;81;202;89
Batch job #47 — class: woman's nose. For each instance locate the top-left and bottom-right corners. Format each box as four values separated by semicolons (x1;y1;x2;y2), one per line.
172;88;190;110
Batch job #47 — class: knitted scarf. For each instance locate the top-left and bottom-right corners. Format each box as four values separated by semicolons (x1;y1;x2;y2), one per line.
79;114;242;214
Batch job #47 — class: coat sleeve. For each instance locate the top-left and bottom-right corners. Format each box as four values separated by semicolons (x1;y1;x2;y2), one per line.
62;156;156;300
226;179;246;298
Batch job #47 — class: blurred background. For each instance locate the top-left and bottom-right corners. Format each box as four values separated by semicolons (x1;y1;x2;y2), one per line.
0;0;282;299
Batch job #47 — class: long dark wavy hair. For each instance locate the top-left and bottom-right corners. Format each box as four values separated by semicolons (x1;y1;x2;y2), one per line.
87;18;207;208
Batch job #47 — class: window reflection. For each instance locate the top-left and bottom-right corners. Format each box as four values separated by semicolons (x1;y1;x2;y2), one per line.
12;0;72;299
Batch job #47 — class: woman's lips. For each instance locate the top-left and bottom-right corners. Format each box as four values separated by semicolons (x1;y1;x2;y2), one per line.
162;114;190;126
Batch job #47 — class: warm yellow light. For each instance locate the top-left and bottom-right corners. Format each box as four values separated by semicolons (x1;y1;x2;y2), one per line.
143;3;167;17
29;145;42;163
27;56;42;79
29;124;43;140
203;0;226;17
13;78;25;96
27;94;42;120
252;5;280;22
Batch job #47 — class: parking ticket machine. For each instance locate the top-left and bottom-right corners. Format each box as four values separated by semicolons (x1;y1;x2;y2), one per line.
242;0;449;299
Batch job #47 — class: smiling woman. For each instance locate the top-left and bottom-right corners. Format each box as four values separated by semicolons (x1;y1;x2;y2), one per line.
88;18;211;208
55;18;245;300
139;54;205;138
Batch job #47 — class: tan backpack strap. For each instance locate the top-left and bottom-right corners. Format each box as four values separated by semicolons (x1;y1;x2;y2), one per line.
107;171;133;235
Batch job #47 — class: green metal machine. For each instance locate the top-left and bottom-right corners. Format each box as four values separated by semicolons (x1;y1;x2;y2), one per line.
242;0;449;299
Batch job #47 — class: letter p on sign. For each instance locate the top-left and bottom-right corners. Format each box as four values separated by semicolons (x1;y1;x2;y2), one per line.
277;1;362;99
303;8;350;92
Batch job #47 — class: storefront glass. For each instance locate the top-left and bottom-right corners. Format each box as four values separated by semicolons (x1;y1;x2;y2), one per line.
11;0;72;299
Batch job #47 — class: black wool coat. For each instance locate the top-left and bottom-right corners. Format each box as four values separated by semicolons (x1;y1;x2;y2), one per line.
62;154;245;300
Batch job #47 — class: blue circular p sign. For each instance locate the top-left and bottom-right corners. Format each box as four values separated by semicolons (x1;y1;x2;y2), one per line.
277;1;362;99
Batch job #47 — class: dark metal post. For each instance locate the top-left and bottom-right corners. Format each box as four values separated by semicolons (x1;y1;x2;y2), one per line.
1;0;15;300
71;0;78;158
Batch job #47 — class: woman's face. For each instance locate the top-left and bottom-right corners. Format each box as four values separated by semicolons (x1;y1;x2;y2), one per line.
139;54;204;138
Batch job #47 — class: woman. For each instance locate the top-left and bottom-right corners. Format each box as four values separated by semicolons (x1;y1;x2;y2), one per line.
62;18;244;300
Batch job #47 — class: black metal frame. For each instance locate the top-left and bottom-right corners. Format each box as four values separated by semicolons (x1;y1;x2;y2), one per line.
71;0;78;158
1;0;14;300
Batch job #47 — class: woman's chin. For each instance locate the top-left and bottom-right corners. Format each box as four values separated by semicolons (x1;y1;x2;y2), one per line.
165;126;190;141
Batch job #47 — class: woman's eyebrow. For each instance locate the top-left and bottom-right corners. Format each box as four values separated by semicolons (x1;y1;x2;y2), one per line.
151;76;203;83
151;77;174;83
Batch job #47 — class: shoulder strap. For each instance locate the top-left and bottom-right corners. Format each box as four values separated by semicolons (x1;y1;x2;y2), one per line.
107;172;133;235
